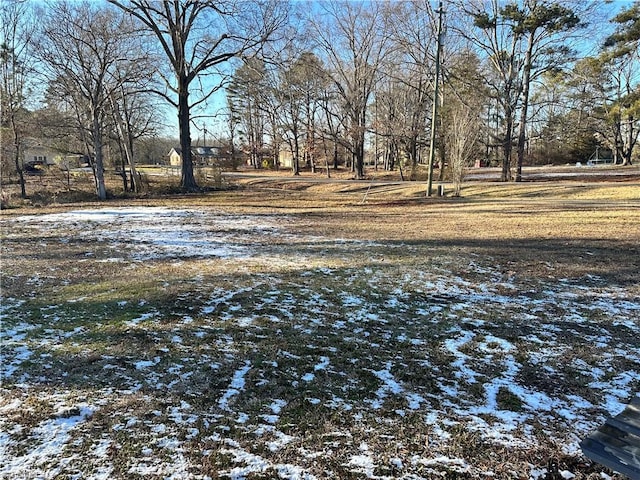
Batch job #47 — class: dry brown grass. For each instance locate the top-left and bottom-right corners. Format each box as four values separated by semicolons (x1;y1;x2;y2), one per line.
3;168;639;286
4;169;639;279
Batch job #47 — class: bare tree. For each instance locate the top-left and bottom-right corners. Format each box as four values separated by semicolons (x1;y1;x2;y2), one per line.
309;0;393;179
227;58;269;169
318;78;348;174
276;61;305;175
443;51;487;196
274;52;327;175
386;0;439;180
108;0;287;191
109;83;160;193
448;102;480;196
39;1;148;200
106;30;160;193
0;0;37;198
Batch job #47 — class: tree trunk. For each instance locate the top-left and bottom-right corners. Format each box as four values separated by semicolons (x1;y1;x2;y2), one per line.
127;136;139;193
306;118;315;173
91;111;107;201
516;33;535;182
118;142;129;192
355;142;365;178
502;105;514;182
322;135;331;178
623;113;635;165
11;122;26;199
397;144;405;181
409;138;418;181
438;139;446;182
178;85;198;191
93;146;107;201
354;120;365;179
354;108;367;179
292;135;300;176
611;121;621;165
111;93;139;193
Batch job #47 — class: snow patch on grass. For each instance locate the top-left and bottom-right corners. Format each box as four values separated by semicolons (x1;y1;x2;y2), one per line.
219;361;252;411
0;403;94;479
1;206;638;479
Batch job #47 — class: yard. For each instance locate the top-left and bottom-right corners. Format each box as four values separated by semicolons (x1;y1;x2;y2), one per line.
1;178;639;479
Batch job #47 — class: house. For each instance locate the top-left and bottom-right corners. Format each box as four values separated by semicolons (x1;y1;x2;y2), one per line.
278;148;294;169
22;139;57;168
169;146;227;167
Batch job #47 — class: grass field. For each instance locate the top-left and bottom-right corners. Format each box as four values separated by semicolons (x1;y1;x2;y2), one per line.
1;177;639;479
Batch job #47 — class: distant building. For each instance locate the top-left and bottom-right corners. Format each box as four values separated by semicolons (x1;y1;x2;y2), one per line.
278;148;294;169
22;139;57;168
169;146;228;167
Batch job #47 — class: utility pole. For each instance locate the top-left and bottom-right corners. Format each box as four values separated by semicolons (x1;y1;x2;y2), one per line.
427;0;444;197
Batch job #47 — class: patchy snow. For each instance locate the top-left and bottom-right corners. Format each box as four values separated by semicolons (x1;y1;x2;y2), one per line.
0;402;95;479
134;357;160;370
220;439;317;480
265;429;295;453
1;206;638;479
10;207;287;261
313;356;330;371
219;361;252;411
347;453;376;478
125;311;157;327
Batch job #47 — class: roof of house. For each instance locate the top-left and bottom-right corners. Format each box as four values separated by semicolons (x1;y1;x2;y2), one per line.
170;146;225;157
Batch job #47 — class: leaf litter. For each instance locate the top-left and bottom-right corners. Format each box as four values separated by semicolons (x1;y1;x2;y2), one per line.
1;206;638;479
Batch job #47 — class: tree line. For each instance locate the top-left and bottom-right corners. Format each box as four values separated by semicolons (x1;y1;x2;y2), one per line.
1;0;638;200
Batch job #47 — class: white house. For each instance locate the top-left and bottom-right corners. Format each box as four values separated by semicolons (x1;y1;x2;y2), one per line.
22;139;57;167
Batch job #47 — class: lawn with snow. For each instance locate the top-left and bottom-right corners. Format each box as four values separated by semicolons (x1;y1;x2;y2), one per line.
1;205;638;479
